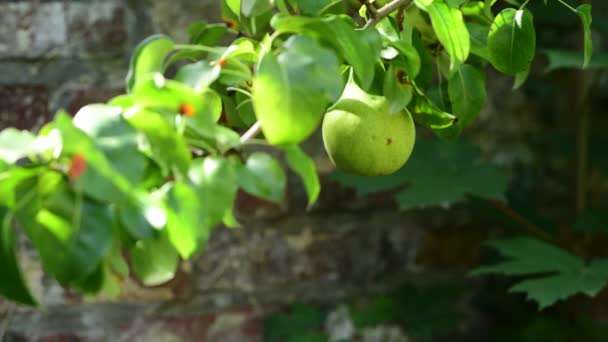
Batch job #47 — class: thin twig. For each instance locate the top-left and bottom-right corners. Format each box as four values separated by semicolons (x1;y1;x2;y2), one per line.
485;199;555;243
364;0;379;18
240;121;263;143
363;0;413;29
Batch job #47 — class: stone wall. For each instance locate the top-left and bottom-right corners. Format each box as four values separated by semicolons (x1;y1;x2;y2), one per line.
0;1;446;341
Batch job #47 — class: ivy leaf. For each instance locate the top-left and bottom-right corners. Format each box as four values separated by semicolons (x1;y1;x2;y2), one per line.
252;35;342;145
447;63;486;130
576;4;592;68
0;207;37;305
129;230;179;286
237;152;286;204
126;35;174;92
282;145;320;209
272;15;381;90
487;8;536;75
416;0;470;71
332;138;508;209
471;237;608;309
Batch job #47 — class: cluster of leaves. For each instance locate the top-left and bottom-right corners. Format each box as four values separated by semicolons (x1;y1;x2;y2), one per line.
0;0;594;308
264;284;463;341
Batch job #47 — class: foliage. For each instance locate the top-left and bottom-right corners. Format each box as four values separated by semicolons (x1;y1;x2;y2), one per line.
0;0;596;320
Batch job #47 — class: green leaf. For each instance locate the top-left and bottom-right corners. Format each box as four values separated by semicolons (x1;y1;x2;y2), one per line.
188;156;238;227
188;22;228;46
129;230;179;286
576;4;592;68
237;152;286;204
166;182;204;259
447;64;486;129
487;8;536;75
175;60;222;90
124;107;191;178
272;15;381;90
417;0;470;71
377;17;421;78
384;64;414;114
410;95;457;130
0;207;37;305
542;49;608;72
252;35;342;145
73;104;146;186
54;113;131;203
117;192;165;240
242;0;272;17
0;129;55;164
472;237;608;309
295;0;339;16
126;35;175;92
283;145;320;209
467;22;490;60
332;138;508;209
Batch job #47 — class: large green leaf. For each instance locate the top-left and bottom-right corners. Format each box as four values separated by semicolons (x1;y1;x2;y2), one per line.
126;35;175;92
472;237;608;309
129;230;179;286
252;35;342;145
416;0;470;70
576;4;592;68
487;8;536;75
237;152;286;204
272;15;381;90
332;138;508;209
282;145;320;209
54;113;131;203
447;63;486;131
188;156;238;227
0;207;37;305
166;182;204;259
124;108;191;178
73;104;146;186
175;60;222;90
117;192;165;240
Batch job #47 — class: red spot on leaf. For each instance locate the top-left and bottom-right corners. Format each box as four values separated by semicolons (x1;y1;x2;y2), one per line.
217;58;227;67
68;154;87;180
180;103;196;117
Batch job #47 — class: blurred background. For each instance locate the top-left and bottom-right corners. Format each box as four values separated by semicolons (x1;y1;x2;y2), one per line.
1;0;607;341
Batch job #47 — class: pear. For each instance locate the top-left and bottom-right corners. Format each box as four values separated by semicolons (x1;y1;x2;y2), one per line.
322;73;416;176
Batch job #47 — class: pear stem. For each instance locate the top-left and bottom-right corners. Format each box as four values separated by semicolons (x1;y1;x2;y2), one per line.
240;121;263;143
363;0;413;29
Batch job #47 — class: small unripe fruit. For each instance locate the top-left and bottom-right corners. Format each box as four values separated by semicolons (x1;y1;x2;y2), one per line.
322;74;416;176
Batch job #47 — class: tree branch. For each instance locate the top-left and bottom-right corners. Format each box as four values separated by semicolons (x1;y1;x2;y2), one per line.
364;0;379;19
240;121;263;143
363;0;413;29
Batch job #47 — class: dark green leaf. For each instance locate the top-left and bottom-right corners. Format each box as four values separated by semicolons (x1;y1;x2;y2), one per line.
237;152;286;203
467;22;490;60
472;237;608;309
129;230;179;286
117;193;165;240
126;35;175;92
283;145;320;209
487;9;536;75
188;22;228;46
0;207;37;305
447;63;486;129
